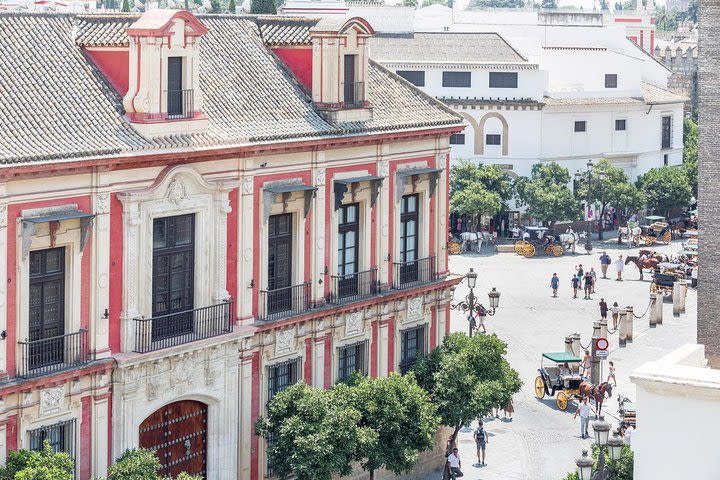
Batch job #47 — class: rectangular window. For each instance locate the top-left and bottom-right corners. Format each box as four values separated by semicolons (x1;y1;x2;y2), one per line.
28;247;65;370
664;154;669;166
396;70;425;87
615;119;626;131
267;213;294;314
442;71;471;88
268;358;300;401
449;134;465;145
605;74;618;88
167;56;184;117
486;134;501;145
400;325;426;374
337;203;360;298
344;54;358;105
399;194;420;285
489;72;518;88
662;116;672;149
574;121;587;133
338;341;368;381
29;419;76;463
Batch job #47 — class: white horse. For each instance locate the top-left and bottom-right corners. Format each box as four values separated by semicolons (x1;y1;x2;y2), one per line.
460;231;494;253
617;226;642;248
557;231;587;253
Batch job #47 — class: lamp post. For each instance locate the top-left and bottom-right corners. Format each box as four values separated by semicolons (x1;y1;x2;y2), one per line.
574;416;621;480
450;268;500;337
575;161;606;253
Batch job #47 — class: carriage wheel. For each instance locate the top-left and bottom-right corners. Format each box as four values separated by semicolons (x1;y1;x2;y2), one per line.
645;236;654;246
522;243;536;258
662;231;672;244
514;241;526;255
552;244;563;257
448;242;461;255
556;391;568;411
534;376;545;399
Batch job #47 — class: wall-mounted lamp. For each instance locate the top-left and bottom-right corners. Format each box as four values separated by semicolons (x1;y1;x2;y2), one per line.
386;253;391;262
0;330;6;340
323;266;329;275
103;308;109;319
249;279;255;288
318;278;323;285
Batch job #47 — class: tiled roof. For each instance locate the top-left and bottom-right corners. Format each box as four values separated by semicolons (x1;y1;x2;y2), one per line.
542;82;688;106
256;16;314;46
0;13;461;166
641;82;689;104
368;32;528;65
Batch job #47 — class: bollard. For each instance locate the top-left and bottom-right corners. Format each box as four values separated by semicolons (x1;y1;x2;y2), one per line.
565;336;574;355
679;280;687;314
571;332;582;357
599;318;608;339
592;321;601;338
673;282;682;317
590;335;601;385
625;306;634;343
618;308;627;347
654;292;664;325
649;293;657;328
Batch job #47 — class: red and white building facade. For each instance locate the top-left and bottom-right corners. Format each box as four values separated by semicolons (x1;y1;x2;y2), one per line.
0;10;463;480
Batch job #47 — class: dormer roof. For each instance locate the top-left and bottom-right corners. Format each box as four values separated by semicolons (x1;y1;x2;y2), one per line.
309;15;374;36
125;9;208;37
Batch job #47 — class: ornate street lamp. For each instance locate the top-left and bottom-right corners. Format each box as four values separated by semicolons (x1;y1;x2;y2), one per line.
575;160;597;253
574;416;617;480
575;450;594;480
450;268;500;337
607;431;624;462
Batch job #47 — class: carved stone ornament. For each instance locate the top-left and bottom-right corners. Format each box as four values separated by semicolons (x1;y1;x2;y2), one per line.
96;193;110;215
146;380;158;401
316;168;326;186
275;329;295;356
205;363;217;387
171;355;195;387
380;161;390;177
407;297;423;320
167;177;187;205
39;387;64;415
0;204;7;228
345;311;363;335
242;177;254;195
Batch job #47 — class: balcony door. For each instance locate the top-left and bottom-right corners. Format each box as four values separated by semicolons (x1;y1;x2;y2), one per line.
399;194;419;284
268;213;293;314
167;57;183;117
152;214;194;340
337;203;359;298
28;247;65;369
344;54;357;105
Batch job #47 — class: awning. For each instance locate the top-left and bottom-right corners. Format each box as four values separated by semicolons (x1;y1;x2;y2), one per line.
262;181;317;221
333;175;384;210
395;167;444;202
21;208;95;258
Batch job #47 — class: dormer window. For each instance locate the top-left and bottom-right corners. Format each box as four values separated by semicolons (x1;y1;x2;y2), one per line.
310;16;374;122
123;10;209;137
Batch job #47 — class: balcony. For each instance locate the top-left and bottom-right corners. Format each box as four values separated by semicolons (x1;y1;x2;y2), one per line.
166;89;194;120
342;81;365;108
327;268;380;305
392;256;437;290
17;329;89;379
133;300;234;353
259;282;312;322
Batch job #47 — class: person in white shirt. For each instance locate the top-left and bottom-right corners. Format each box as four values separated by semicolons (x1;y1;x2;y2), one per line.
573;397;596;439
447;448;463;479
615;255;625;281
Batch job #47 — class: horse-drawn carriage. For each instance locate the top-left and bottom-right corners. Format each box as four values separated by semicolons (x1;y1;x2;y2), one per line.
514;227;564;258
447;230;494;255
534;352;583;411
650;262;688;299
639;215;672;246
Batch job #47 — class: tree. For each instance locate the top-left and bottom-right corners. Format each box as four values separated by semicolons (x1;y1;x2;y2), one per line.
209;0;222;12
0;442;74;480
227;0;236;12
614;1;622;10
347;374;438;480
107;449;161;480
575;159;644;239
683;117;698;197
622;0;635;10
255;382;368;480
515;163;581;226
120;0;130;11
540;0;557;7
250;0;276;14
563;444;634;480
636;166;692;217
469;0;523;7
411;333;522;455
599;0;609;10
402;0;418;6
449;161;513;221
421;0;446;7
687;0;697;23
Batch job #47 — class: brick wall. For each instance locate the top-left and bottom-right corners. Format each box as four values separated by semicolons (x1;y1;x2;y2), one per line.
698;0;720;367
655;46;698;113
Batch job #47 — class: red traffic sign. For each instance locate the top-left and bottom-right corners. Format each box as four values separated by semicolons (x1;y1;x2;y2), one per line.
596;338;609;351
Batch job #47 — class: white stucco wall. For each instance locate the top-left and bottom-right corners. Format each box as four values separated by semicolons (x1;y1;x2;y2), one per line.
631;344;720;480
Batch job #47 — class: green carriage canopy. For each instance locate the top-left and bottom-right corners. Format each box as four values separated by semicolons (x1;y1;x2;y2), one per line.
542;352;582;363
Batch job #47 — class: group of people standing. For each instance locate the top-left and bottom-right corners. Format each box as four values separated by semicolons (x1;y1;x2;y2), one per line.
550;264;597;299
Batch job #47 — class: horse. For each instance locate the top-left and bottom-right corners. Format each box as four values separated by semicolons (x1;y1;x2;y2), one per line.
557;231;586;254
460;231;493;253
625;255;661;280
617;226;642;248
638;250;669;262
578;380;613;418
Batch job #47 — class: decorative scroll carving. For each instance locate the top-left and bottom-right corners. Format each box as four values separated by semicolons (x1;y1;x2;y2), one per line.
334;182;349;211
275;329;295;356
315;168;326;186
370;178;383;207
167;177;187;205
21;221;37;258
96;193;110;215
39;387;64;416
346;311;362;335
407;297;423;321
242;177;254;195
428;171;441;199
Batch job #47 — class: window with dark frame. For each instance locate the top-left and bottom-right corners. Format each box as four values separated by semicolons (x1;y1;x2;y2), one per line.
337;203;360;298
449;133;465;145
662;116;672;149
486;134;501;145
28;247;65;370
400;325;426;374
664;154;669;166
399;194;420;285
338;341;368;381
615;119;626;131
489;72;518;88
29;419;76;465
167;56;184;117
267;213;293;314
605;74;618;88
574;121;587;133
152;214;195;341
442;71;471;88
396;70;425;87
267;358;301;401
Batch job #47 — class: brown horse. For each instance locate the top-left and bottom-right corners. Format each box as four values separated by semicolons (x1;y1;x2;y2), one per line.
579;381;613;417
625;255;660;280
638;250;669;262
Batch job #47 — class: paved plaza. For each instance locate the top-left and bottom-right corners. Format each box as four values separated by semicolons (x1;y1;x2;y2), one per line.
423;238;697;480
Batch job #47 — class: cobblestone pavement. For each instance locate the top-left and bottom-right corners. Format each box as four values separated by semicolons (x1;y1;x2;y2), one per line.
419;239;696;480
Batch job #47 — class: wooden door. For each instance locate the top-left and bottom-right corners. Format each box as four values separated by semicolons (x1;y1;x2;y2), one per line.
139;400;207;479
28;247;65;369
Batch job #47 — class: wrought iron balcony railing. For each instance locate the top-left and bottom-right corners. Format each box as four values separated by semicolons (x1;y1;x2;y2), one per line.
392;256;436;290
258;282;313;322
328;268;379;305
17;329;89;379
166;89;194;119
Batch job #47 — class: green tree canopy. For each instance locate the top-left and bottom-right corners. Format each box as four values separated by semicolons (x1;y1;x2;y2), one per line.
107;449;161;480
564;444;634;480
600;0;609;10
411;333;522;448
0;442;74;480
683;117;698;197
449;161;513;218
515;162;581;226
209;0;222;12
403;0;418;6
421;0;447;7
121;0;130;11
636;166;692;216
250;0;276;14
469;0;523;7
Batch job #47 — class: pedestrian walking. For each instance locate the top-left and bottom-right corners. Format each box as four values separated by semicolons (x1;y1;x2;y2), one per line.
581;350;592;378
550;273;560;297
599;251;612;279
475;305;487;334
473;421;488;466
576;264;584;278
599;298;608;320
589;267;597;293
611;302;620;329
607;360;617;386
571;274;580;298
447;448;464;479
615;255;624;281
573;397;596;439
691;266;698;288
583;272;593;299
502;398;514;420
